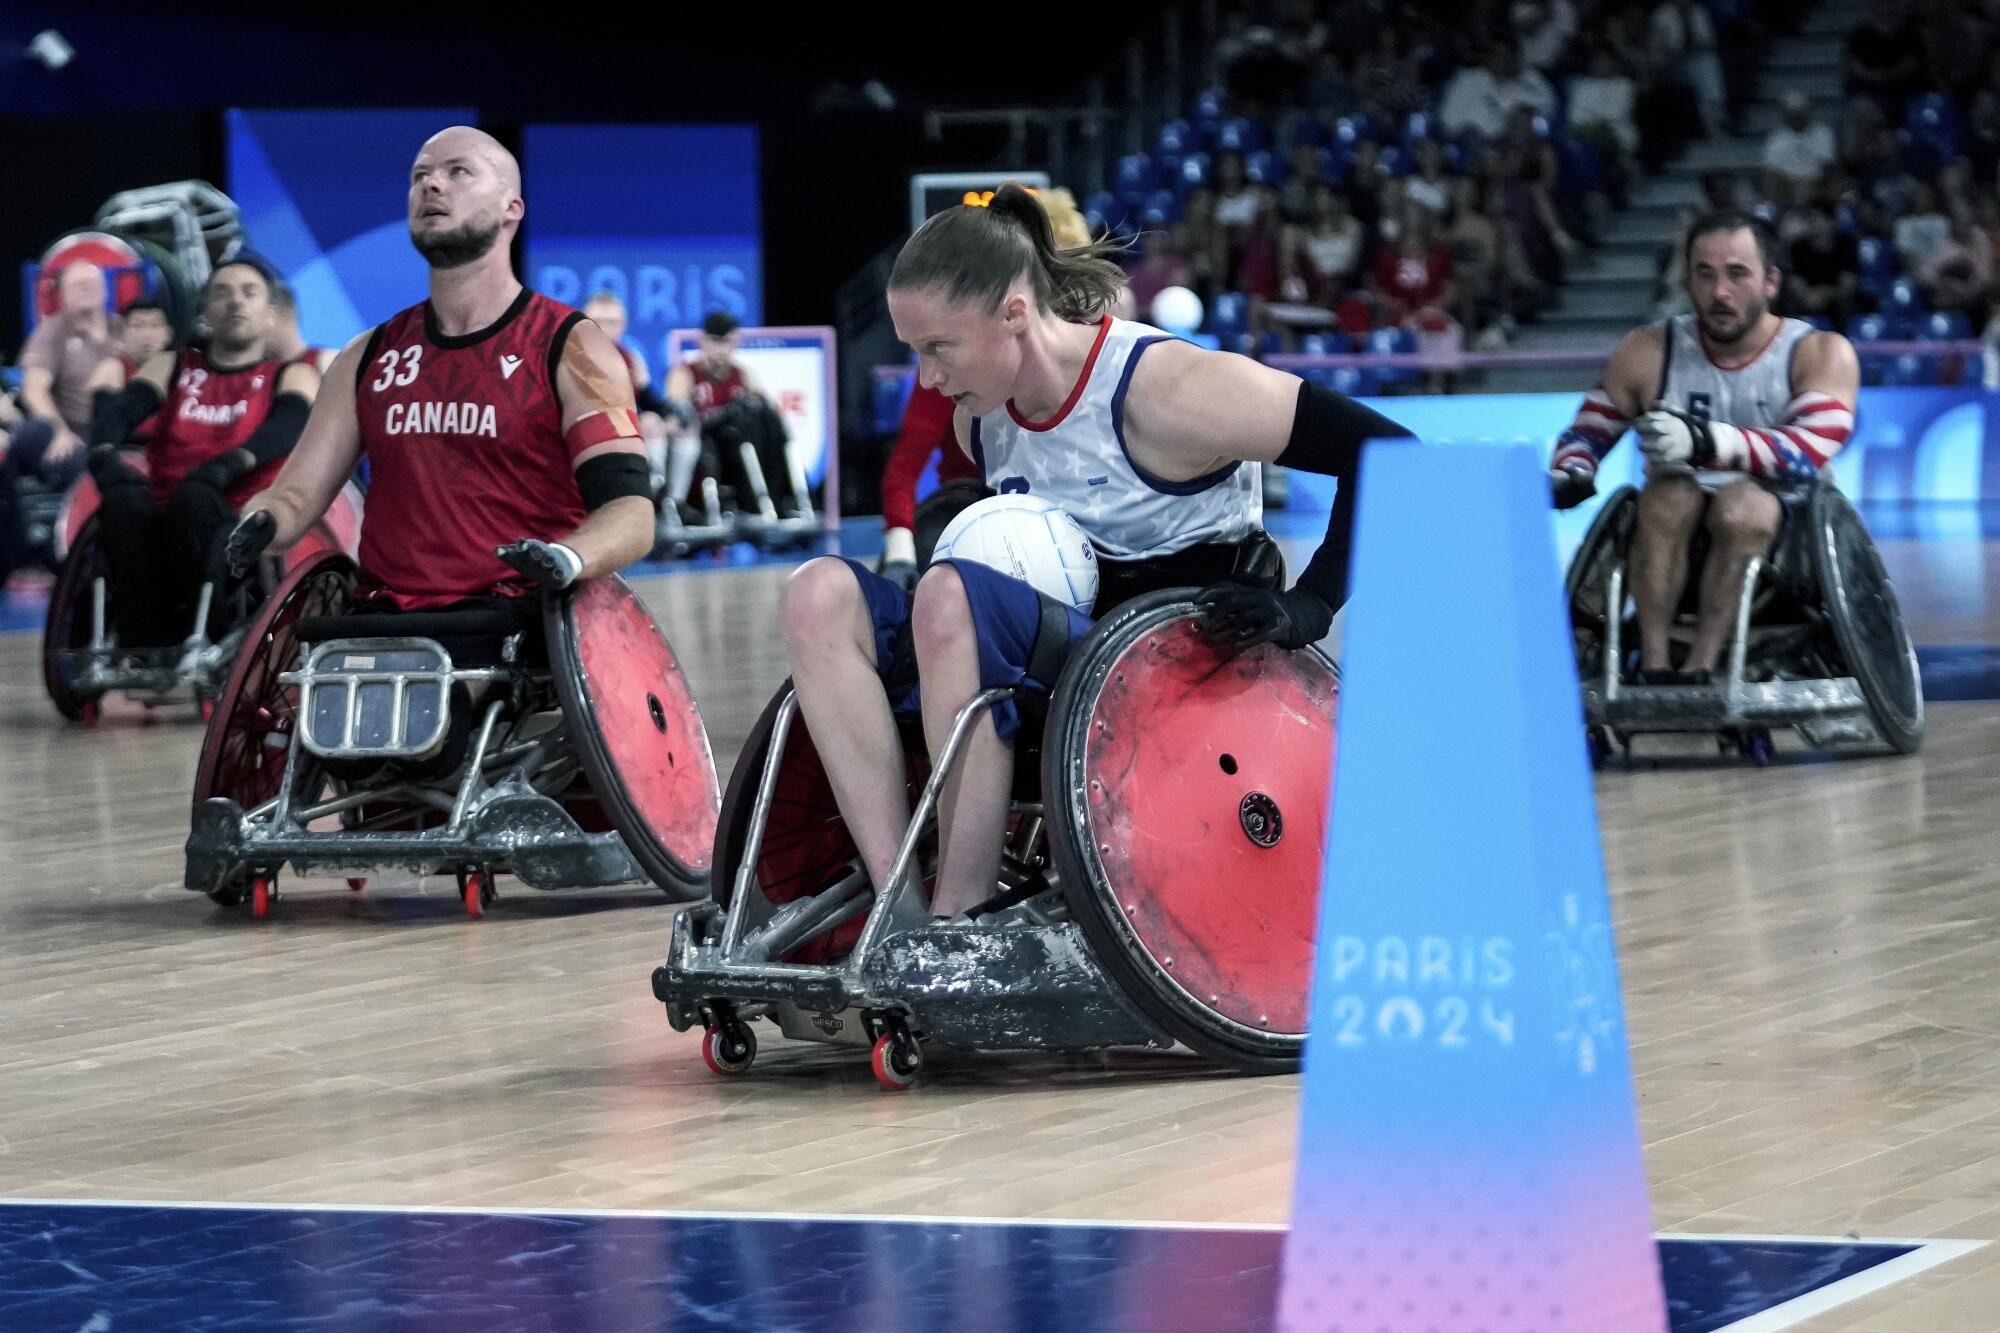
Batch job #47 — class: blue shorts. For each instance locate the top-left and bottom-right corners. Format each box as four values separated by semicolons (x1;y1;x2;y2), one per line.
840;558;1093;742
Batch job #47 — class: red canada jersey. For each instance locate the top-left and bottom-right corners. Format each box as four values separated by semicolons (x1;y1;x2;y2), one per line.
354;288;589;609
688;360;747;419
149;345;289;507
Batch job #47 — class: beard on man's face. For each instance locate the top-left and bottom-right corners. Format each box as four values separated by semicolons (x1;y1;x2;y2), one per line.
410;214;503;270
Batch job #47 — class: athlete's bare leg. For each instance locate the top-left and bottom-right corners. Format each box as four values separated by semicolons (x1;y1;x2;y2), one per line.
1631;470;1706;672
1687;480;1781;672
911;565;1012;919
781;558;911;891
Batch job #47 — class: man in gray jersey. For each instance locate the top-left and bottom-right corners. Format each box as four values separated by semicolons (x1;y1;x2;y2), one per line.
1548;211;1860;682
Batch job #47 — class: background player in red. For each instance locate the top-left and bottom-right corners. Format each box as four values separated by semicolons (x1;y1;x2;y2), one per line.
662;311;797;518
83;256;319;646
221;126;652;604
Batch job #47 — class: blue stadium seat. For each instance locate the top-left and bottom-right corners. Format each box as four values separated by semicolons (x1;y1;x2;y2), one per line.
1145;188;1179;221
1798;314;1835;332
1903;93;1960;158
1333;114;1382;146
1173;152;1211;195
1299;331;1354;356
1376;145;1407;176
1207;291;1251;341
1884;353;1938;386
1883;277;1928;319
1116;154;1157;196
1402;111;1436;144
1245;149;1282;184
1217;117;1266;153
1329;365;1381;397
1084;190;1116;224
1156;120;1192;157
1558;139;1603;196
1367;326;1418;387
1922;311;1971;341
1847;312;1904;342
1855;235;1900;301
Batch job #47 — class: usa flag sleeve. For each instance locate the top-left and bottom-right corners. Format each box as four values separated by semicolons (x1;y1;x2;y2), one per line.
1707;393;1856;481
1551;387;1631;471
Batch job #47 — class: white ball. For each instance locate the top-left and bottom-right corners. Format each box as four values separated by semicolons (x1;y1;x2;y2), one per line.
1150;285;1204;335
932;494;1099;612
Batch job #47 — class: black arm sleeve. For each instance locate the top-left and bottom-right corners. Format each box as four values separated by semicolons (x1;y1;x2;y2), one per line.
575;451;653;511
1273;379;1416;608
89;380;164;448
238;392;313;467
634;383;668;417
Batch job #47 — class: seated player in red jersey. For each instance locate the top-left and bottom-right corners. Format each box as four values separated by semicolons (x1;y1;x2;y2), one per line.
220;125;654;607
83;256;319;646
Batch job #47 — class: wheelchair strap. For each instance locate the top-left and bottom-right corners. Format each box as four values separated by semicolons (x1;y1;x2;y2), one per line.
1025;593;1073;690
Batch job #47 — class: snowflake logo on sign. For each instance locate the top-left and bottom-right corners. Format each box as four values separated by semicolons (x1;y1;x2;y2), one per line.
1546;892;1619;1077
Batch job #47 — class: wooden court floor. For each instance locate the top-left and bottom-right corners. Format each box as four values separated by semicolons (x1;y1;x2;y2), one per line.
0;538;1996;1331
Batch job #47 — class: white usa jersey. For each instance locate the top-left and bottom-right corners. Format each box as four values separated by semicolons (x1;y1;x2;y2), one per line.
1658;314;1816;488
969;316;1260;560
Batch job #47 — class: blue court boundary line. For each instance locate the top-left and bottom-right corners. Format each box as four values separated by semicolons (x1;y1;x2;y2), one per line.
0;1196;1982;1333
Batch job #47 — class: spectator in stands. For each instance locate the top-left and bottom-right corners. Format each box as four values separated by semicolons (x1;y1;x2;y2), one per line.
1442;177;1509;345
1568;44;1640;207
1281;181;1366;306
1355;27;1426;121
1845;0;1927;115
1894;183;1954;271
1439;44;1555;142
1920;214;1996;320
1279;143;1329;220
13;262;122;472
1841;98;1903;185
1406;140;1455;221
117;298;174;371
1514;0;1578;72
1213;151;1262;235
1786;208;1861;326
1652;0;1727;135
1370;207;1457;330
1763;93;1839;200
1126;226;1195;315
1178;186;1224;300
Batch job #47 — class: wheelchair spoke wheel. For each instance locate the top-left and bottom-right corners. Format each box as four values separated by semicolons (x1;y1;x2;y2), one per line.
42;515;108;722
192;554;355;813
1045;592;1339;1074
1810;487;1924;754
1563;486;1639;681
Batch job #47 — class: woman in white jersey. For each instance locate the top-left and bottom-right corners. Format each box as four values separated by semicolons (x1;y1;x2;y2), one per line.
1548;210;1860;682
785;185;1412;919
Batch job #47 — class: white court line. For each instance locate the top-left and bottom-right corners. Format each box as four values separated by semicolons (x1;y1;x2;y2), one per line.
0;1197;1983;1330
1698;1237;1987;1333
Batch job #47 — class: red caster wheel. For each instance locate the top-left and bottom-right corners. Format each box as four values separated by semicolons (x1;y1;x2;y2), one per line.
199;698;216;723
870;1031;922;1091
79;700;99;727
701;1022;757;1075
458;866;495;918
347;877;368;892
250;874;274;920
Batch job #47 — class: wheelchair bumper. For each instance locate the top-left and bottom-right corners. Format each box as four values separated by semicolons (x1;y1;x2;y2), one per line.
185;785;643;893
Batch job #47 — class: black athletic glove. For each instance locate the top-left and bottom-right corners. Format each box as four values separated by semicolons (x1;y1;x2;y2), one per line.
496;538;584;591
217;509;278;583
1193;581;1334;651
87;443;144;488
1549;460;1599;510
182;448;257;496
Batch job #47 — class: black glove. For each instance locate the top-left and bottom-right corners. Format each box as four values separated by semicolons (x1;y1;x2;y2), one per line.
1549;462;1599;510
183;448;256;495
496;538;584;590
87;443;144;488
216;509;277;583
1193;581;1334;651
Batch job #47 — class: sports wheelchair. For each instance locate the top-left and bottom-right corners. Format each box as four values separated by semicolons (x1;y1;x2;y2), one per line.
653;396;818;557
651;584;1339;1090
183;555;719;919
1565;477;1923;765
41;466;363;724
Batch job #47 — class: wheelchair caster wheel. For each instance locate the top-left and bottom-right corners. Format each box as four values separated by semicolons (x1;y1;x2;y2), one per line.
79;701;99;728
1585;728;1611;770
870;1031;922;1091
199;698;215;723
701;1021;757;1076
459;868;494;918
1746;731;1774;767
347;877;367;892
250;874;274;920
